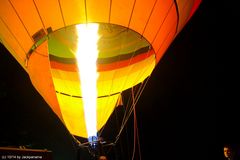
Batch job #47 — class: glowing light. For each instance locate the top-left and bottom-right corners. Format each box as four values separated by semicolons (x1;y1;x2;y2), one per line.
76;23;99;139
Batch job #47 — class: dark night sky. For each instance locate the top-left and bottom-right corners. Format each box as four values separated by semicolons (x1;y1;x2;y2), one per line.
0;1;222;160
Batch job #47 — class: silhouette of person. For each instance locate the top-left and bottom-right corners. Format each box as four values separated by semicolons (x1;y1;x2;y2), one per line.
224;144;236;160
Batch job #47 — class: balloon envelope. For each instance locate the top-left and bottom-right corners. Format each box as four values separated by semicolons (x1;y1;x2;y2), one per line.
0;0;201;138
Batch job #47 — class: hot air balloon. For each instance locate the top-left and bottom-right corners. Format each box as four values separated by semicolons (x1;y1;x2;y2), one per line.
0;0;201;159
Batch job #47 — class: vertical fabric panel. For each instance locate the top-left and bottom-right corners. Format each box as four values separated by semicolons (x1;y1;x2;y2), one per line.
0;19;26;69
97;95;119;133
34;0;64;31
56;94;86;137
0;0;33;52
86;0;110;23
60;0;86;25
129;0;156;35
188;0;202;20
152;5;177;56
51;77;82;96
120;55;155;91
131;54;156;84
110;0;136;27
27;41;63;120
56;93;119;138
57;72;80;96
155;24;176;63
111;66;132;94
176;0;195;34
10;0;44;37
110;54;155;94
142;0;174;45
98;70;115;96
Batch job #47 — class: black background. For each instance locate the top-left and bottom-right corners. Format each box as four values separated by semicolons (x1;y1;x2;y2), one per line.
0;1;224;160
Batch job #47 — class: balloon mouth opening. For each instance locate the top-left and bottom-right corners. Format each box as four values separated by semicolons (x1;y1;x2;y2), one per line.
27;22;154;70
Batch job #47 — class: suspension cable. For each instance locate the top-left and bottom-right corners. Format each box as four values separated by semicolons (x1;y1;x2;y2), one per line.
114;76;151;144
131;88;136;160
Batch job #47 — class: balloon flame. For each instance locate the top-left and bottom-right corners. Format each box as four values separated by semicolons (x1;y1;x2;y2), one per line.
76;24;99;139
